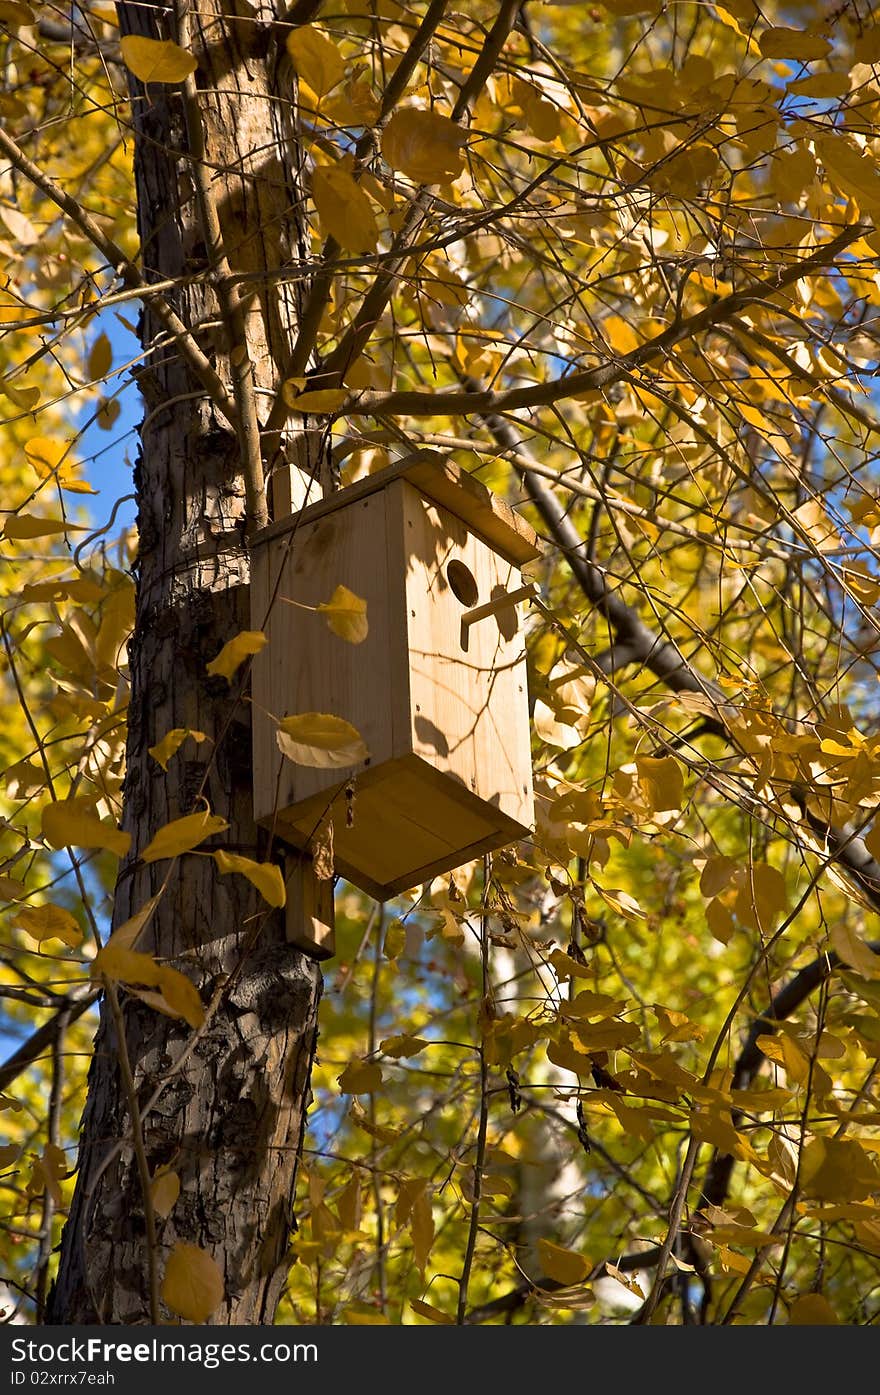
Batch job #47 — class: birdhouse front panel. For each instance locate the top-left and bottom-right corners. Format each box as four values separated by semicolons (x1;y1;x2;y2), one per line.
397;480;533;836
250;460;540;899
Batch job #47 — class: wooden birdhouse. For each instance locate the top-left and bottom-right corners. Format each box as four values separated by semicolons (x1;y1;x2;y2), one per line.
250;454;541;901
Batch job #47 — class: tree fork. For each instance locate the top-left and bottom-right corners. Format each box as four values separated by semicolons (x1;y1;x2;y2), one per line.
49;0;323;1323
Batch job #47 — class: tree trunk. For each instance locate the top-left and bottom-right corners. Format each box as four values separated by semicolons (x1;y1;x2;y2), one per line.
49;0;322;1324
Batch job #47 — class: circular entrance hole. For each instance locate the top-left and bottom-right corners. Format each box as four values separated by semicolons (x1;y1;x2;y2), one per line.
446;559;479;607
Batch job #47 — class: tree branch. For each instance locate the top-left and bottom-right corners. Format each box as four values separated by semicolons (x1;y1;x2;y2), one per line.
467;393;880;922
0;987;99;1095
0;125;238;430
335;223;868;419
264;0;524;437
698;942;880;1215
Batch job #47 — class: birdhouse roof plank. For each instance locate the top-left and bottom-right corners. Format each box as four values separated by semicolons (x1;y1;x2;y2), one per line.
254;452;542;565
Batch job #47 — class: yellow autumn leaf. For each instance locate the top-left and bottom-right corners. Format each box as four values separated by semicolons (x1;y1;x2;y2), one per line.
603;314;640;354
161;1242;224;1322
383;919;406;959
653;1003;705;1043
409;1299;455;1324
735;861;787;932
337;1059;383;1093
604;1261;645;1297
562;988;628;1019
378;1034;428;1058
205;630;266;680
213;850;286;907
286;26;344;98
13;903;82;948
312;164;378;253
758;26;832;60
787;73;850;99
282;386;348;414
148;728;207;771
157;966;205;1028
536;1238;590;1286
549;948;594;980
545;1037;593;1076
699;855;737;898
800;1136;880;1202
593;884;645;920
533;698;580;750
755;1032;811;1087
817;136;880;212
402;1180;433;1276
788;1293;839;1325
636;754;684;812
88;331;112;380
792;497;840;552
276;712;368;768
381;108;466;185
25;436;95;494
120;35;198;84
3;514;88;540
27;1144;67;1205
830;921;880;980
0;1;35;24
141;810;229;863
106;894;161;951
708;898;736;943
317;584;368;644
151;1169;180;1219
0;378;40;410
92;943;163;986
569;1018;640;1052
41;799;131;858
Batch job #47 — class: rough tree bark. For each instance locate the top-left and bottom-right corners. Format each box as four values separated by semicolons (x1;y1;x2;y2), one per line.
49;0;323;1323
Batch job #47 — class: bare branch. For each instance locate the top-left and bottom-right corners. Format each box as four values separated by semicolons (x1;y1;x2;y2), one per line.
336;224;868;419
0;125;238;429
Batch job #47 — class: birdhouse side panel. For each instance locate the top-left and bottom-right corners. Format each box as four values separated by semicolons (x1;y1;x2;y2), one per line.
250;491;404;830
397;481;534;835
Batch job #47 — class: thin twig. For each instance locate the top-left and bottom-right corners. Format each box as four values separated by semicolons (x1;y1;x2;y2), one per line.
333;224;867;418
0;125;238;428
368;907;387;1312
456;856;492;1323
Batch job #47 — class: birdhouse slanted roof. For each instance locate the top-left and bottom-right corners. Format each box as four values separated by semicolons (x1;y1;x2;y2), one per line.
256;451;542;565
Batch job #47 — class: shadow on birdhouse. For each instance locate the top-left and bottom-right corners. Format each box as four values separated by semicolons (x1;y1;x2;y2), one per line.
250;453;540;901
